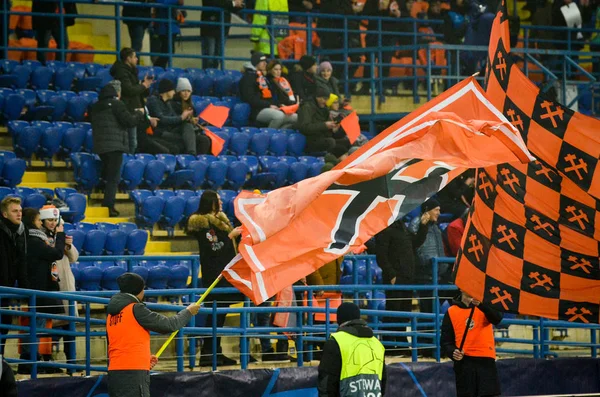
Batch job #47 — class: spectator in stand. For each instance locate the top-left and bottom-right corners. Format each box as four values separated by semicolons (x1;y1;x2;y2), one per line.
201;0;245;69
122;0;152;56
39;205;79;372
0;196;28;357
297;85;351;159
91;83;147;217
110;48;154;153
267;60;298;106
153;0;186;68
170;78;212;155
375;214;428;355
250;0;290;57
32;1;76;63
19;208;66;375
446;210;468;257
290;55;322;102
148;79;210;155
240;52;297;128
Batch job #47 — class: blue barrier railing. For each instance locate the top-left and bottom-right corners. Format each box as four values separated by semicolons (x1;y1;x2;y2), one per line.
0;255;598;378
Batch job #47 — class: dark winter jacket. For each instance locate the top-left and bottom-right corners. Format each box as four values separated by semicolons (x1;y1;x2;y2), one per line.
146;95;187;136
239;63;275;121
409;216;446;283
201;0;239;37
375;219;428;284
110;60;150;111
91;85;144;154
122;0;152;21
297;99;331;142
0;216;28;288
26;229;65;314
318;319;387;397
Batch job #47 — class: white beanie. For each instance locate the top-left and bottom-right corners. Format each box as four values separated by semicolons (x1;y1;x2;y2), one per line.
176;77;192;93
39;205;60;220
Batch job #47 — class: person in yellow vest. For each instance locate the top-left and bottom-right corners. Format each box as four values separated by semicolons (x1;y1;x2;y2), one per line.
106;273;200;397
250;0;290;56
441;291;503;397
318;302;386;397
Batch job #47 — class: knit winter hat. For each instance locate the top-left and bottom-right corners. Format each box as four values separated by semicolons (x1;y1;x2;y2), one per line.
318;61;333;73
158;78;175;94
315;84;331;99
299;55;316;71
117;273;145;296
422;197;441;213
337;302;361;325
176;77;192;93
251;51;267;66
39;205;60;221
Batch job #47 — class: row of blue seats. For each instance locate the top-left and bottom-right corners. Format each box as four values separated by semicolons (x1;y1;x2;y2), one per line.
0;88;97;122
0;151;26;187
65;227;148;256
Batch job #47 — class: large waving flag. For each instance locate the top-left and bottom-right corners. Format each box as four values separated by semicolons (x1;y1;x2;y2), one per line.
224;78;533;304
454;0;600;323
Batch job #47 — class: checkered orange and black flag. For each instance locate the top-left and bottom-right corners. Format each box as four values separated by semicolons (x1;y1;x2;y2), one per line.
454;0;600;323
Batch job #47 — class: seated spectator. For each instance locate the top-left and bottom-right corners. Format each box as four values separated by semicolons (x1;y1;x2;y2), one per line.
170;77;212;155
446;209;468;257
290;55;322;101
297;85;351;159
266;60;298;106
91;83;146;217
147;79;207;155
239;52;297;129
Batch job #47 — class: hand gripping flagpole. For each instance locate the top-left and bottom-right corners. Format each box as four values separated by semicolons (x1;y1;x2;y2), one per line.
154;274;223;358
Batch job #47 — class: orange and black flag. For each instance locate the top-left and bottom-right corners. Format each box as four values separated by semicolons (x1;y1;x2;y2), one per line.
454;0;600;323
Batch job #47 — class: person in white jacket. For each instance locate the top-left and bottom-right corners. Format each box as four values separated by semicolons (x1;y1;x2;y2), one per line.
39;205;79;368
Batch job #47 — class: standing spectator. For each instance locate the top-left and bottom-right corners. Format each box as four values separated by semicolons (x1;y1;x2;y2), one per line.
39;205;79;371
0;196;28;357
318;302;386;396
446;210;468;257
266;60;298;106
186;191;242;367
250;0;290;57
1;354;18;397
32;1;76;63
297;85;351;158
153;0;185;68
289;55;322;101
374;214;428;355
19;208;65;374
106;273;200;397
110;48;154;153
240;52;297;128
91;84;146;217
170;77;212;155
122;0;152;56
147;79;206;155
441;291;503;397
201;0;245;69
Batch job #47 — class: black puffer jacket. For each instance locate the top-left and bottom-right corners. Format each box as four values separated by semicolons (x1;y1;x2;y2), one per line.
26;229;65;314
0;217;28;288
91;85;144;154
110;60;149;111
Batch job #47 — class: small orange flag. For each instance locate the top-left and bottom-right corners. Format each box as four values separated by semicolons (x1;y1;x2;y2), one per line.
280;103;299;115
340;111;360;145
204;128;225;156
199;104;230;128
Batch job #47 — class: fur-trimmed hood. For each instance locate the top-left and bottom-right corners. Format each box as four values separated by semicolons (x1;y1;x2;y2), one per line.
187;212;232;233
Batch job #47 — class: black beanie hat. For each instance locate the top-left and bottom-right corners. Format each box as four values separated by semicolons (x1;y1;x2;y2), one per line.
117;273;145;296
315;84;331;99
422;197;441;213
337;302;361;325
299;55;316;71
158;78;175;94
251;51;267;66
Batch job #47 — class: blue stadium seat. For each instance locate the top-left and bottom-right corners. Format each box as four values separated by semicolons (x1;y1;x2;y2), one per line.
120;158;145;191
159;196;186;232
187;160;208;190
54;68;75;91
36;89;57;105
38;126;65;163
47;95;68;121
55;187;77;201
231;103;250;128
213;74;233;98
14;126;42;159
175;154;196;169
30;66;53;90
95;222;118;233
66;96;89;122
79;266;103;291
146;264;171;289
117;222;138;235
60;127;86;157
64;193;87;223
82;230;107;256
1;158;26;187
71;152;101;192
288;162;309;184
228;132;251;156
101;265;126;290
127;229;148;255
12;65;31;89
3;94;25;121
105;230;128;255
205;161;228;189
77;222;96;234
167;263;189;289
226;161;249;190
66;229;86;253
23;193;47;210
249;132;270;156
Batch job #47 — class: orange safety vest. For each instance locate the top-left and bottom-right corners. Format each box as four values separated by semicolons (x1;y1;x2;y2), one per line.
273;77;296;103
257;71;273;99
448;305;496;359
106;303;151;371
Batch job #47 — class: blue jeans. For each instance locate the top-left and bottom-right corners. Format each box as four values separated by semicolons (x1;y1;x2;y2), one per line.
21;317;48;358
126;23;146;54
201;35;224;70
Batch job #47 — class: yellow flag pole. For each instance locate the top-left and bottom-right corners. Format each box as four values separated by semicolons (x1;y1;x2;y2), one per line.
154;274;223;358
